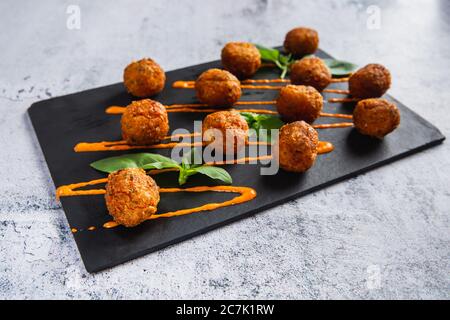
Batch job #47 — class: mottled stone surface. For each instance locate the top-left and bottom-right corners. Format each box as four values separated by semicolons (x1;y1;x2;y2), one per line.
0;0;449;299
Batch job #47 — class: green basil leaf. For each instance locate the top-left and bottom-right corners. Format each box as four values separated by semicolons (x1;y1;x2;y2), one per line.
257;115;285;130
255;44;280;62
193;166;232;184
142;162;180;170
240;112;284;142
181;147;203;170
240;112;257;125
322;58;357;76
90;153;180;173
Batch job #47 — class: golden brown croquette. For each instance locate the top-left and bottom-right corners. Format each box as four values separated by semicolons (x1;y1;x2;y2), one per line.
290;57;331;92
284;27;319;56
276;85;323;123
123;58;166;97
221;42;261;79
195;68;242;107
202;110;249;154
275;121;319;173
349;64;391;98
105;168;160;227
121;99;169;145
353;98;400;138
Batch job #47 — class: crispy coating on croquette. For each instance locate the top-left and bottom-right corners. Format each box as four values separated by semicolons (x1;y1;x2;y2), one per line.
123;58;166;97
105;168;160;227
195;69;242;107
290;57;331;92
284;27;319;56
349;64;391;98
121;99;169;145
353;98;400;138
275;121;319;173
221;42;261;79
276;85;323;123
202;110;249;154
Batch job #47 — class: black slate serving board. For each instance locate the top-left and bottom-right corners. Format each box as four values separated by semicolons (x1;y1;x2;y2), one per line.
28;48;445;272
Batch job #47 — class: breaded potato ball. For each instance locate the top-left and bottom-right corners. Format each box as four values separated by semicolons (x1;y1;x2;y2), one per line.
276;85;323;123
105;168;160;227
353;98;400;138
121;99;169;145
195;68;242;107
349;64;391;98
202;110;249;154
290;57;331;92
221;42;261;79
284;27;319;56
123;58;166;97
275;121;319;173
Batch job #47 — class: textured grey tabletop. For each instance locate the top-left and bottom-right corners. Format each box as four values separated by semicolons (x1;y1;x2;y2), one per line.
1;0;449;299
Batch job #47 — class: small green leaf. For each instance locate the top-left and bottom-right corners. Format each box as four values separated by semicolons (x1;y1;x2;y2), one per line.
193;166;233;184
181;147;203;170
255;44;280;62
255;44;294;79
240;112;257;125
240;112;284;142
90;153;180;173
322;58;357;76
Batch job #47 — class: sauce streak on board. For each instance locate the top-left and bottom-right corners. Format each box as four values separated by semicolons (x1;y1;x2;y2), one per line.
106;104;352;120
172;80;350;92
103;185;257;229
317;141;334;154
73;131;345;152
313;122;354;129
105;101;278;115
328;97;360;103
58;179;256;231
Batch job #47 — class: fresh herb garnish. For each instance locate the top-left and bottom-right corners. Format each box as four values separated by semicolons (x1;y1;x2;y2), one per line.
255;44;357;78
321;58;357;77
241;112;284;142
90;150;232;186
255;44;294;79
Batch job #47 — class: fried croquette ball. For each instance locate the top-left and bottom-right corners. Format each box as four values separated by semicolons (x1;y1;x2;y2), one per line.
105;168;160;227
275;121;319;173
353;98;400;138
221;42;261;79
202;110;249;154
276;85;323;123
284;27;319;56
123;58;166;97
121;99;169;145
290;57;331;92
349;64;391;98
195;68;242;107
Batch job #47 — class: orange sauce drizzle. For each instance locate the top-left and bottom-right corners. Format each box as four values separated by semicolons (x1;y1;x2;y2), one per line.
172;80;350;92
74;140;205;152
330;77;349;83
323;89;350;94
105;101;277;115
103;185;257;229
328;97;360;103
241;79;290;84
317;141;334;154
319;112;353;120
57;178;256;230
313;122;353;129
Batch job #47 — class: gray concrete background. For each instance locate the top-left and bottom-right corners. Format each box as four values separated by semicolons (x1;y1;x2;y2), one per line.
0;0;449;299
